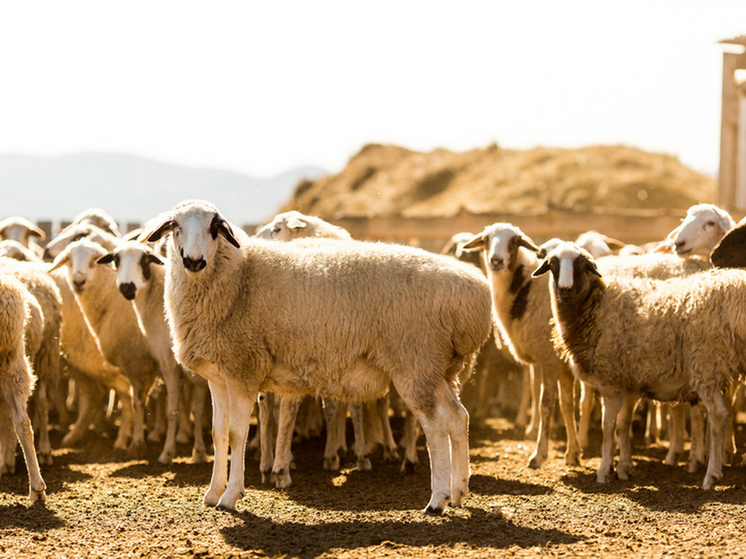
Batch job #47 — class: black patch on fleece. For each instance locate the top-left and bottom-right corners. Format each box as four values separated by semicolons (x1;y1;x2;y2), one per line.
509;265;531;320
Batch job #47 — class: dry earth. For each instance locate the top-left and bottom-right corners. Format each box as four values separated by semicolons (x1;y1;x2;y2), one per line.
2;410;746;559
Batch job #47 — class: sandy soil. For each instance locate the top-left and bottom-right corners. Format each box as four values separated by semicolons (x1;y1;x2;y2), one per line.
1;412;746;559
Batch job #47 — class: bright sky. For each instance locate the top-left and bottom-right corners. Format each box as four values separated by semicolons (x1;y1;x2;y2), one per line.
1;1;745;178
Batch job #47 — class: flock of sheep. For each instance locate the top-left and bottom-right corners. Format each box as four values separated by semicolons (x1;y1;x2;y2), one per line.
0;199;745;516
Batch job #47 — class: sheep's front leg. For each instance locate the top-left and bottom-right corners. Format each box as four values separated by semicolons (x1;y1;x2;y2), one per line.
688;403;706;472
272;395;302;488
615;393;638;480
528;368;555;469
34;379;53;466
349;401;371;471
597;392;623;484
190;380;209;463
217;381;257;511
322;399;342;470
158;365;183;465
578;380;595;453
376;395;399;461
257;392;276;483
204;379;230;507
557;369;581;466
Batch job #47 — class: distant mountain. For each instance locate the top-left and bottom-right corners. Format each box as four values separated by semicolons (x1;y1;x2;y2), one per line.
0;152;328;229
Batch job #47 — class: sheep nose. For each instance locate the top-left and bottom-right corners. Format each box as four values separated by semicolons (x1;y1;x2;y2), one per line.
73;278;86;292
182;255;206;273
557;286;573;300
674;240;687;252
119;282;137;301
489;256;504;271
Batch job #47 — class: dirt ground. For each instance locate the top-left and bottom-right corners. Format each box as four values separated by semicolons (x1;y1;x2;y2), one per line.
2;409;746;559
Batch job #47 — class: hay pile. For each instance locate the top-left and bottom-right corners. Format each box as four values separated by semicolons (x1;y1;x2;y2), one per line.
282;143;715;219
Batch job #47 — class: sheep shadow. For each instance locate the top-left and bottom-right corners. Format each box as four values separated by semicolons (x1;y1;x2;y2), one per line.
0;502;66;533
220;506;584;558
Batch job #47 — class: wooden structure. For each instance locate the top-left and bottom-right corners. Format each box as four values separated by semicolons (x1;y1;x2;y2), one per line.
719;36;746;212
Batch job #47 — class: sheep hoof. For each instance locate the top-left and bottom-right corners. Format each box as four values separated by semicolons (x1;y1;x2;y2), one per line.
423;505;443;516
596;468;615;484
323;455;340;471
29;489;46;504
176;432;191;445
62;432;82;447
401;459;417;475
616;463;633;481
273;469;292;489
157;451;174;465
260;470;273;484
191;449;209;464
38;453;53;466
528;453;545;469
356;456;372;471
2;463;15;475
147;431;162;443
687;458;705;473
382;447;400;462
564;450;582;466
203;487;224;507
664;451;682;467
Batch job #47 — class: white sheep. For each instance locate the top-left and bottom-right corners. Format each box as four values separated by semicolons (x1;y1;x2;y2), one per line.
668;203;735;258
0;240;42;262
97;240;210;464
255;210;352;241
256;211;398;476
145;199;493;514
0;273;46;503
463;223;582;469
534;241;746;490
49;239;159;456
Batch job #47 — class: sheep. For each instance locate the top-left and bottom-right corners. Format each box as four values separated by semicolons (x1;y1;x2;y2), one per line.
145;199;493;514
710;216;746;268
668;203;735;258
68;207;122;238
0;240;42;262
49;239;159;456
0;217;46;259
575;230;625;259
255;210;352;242
97;240;210;464
0;273;46;503
256;211;398;476
462;223;582;469
533;241;746;490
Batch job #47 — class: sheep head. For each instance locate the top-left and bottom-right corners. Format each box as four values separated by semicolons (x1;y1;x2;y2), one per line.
146;200;240;276
533;241;603;305
48;239;110;294
97;241;164;301
669;204;735;258
0;216;46;247
462;223;539;274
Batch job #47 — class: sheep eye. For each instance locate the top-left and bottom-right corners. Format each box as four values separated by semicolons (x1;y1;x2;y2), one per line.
705;221;715;228
272;226;282;234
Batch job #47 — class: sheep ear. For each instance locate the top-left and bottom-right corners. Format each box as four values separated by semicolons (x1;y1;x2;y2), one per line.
585;258;603;277
97;253;115;266
147;253;165;266
711;224;746;268
718;216;733;233
461;234;487;252
666;225;681;241
285;216;307;231
29;224;46;241
532;259;552;277
603;236;626;252
216;217;241;248
47;252;69;273
516;235;539;253
146;219;176;243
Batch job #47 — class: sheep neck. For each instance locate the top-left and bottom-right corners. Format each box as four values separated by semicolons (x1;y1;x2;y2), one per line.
489;248;537;324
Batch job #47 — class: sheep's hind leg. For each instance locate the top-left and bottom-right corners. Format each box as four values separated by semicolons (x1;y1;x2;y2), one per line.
349;401;371;471
700;390;729;490
204;378;230;507
216;381;256;511
322;399;342;470
437;383;469;508
272;395;302;488
615;393;638;480
664;404;686;467
5;391;46;503
528;367;555;469
557;369;581;466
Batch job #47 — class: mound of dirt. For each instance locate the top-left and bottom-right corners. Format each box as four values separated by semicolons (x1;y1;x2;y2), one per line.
283;144;716;220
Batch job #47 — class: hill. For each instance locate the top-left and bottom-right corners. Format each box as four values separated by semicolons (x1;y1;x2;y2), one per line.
282;143;716;219
0;152;327;227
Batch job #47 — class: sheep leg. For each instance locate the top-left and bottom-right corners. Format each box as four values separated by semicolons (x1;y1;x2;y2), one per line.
597;392;623;484
272;395;302;488
615;393;638;480
113;384;134;451
514;366;531;431
578;380;594;453
204;378;230;507
524;365;542;440
664;404;686;466
62;375;105;446
4;391;46;503
400;410;420;473
644;400;660;445
528;368;555;469
33;380;53;466
408;399;453;515
0;404;17;474
437;383;470;509
190;380;209;463
376;395;399;461
217;382;256;511
157;365;183;465
322;399;342;470
701;390;729;490
557;370;581;466
177;382;193;445
127;381;147;457
349;401;371;471
688;403;706;473
258;392;276;482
